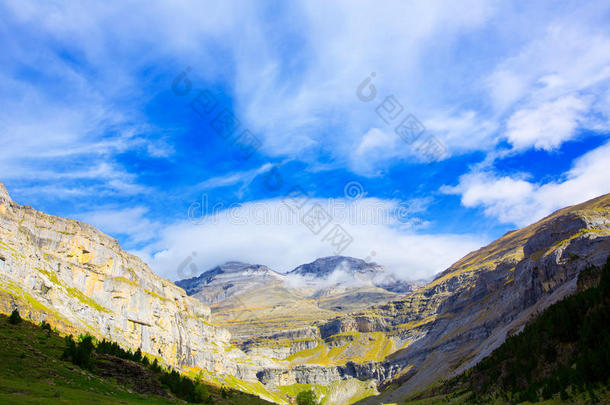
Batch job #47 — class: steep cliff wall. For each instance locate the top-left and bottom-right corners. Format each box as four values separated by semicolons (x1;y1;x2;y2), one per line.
0;182;242;373
2;181;609;405
351;194;610;403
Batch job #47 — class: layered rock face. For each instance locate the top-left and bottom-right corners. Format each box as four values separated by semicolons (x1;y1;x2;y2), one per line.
0;182;243;374
350;194;610;403
2;179;609;404
178;256;420;346
171;195;610;402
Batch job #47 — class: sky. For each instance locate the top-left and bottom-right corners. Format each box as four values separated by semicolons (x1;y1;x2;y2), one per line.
1;0;609;281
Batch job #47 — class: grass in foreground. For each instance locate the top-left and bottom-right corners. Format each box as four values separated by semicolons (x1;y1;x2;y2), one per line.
0;312;272;404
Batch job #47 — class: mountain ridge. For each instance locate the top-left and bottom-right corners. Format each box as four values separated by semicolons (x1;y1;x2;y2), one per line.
176;255;419;307
175;255;421;344
288;256;382;277
2;180;609;404
352;193;610;403
175;261;283;304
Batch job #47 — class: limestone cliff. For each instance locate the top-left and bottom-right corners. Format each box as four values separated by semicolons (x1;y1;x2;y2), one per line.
0;181;374;404
2;180;609;405
0;182;261;377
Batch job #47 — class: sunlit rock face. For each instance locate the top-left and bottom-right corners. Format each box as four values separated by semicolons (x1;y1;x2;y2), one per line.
0;183;11;204
175;194;610;402
351;194;610;404
2;179;609;404
0;181;235;372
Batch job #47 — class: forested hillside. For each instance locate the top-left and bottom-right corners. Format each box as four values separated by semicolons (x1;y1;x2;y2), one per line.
401;257;610;404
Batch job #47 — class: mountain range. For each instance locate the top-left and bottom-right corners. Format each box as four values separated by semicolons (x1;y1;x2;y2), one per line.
1;180;609;404
175;256;421;343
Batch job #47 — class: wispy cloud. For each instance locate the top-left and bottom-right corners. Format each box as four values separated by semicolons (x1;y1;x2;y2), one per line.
76;206;162;246
505;95;592;151
442;141;610;226
1;0;609;281
195;163;273;197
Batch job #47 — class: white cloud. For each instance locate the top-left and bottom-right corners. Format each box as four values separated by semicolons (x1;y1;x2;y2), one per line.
233;1;610;164
351;128;404;176
505;95;592;151
349;109;500;176
0;43;162;199
195;163;273;198
425;110;499;153
355;129;397;157
487;21;610;112
133;197;485;282
3;0;609;185
487;21;610;151
443;141;610;226
233;0;496;165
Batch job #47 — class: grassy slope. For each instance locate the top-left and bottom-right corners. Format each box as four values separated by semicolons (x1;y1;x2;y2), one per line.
185;367;378;405
0;291;377;405
0;314;272;405
184;367;290;405
281;331;395;367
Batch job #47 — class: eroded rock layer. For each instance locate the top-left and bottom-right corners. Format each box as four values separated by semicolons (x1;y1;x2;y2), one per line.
2;180;609;405
0;183;269;379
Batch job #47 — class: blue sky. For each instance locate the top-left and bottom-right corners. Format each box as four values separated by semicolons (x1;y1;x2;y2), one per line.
1;1;609;280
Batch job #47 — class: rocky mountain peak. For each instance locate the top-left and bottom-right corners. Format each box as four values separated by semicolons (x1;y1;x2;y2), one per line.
219;261;270;273
175;261;284;302
0;182;12;204
288;255;381;277
179;261;274;283
284;255;422;292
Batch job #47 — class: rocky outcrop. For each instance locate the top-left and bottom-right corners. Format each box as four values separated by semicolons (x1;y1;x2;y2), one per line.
0;183;11;205
319;315;390;339
353;194;610;403
2;179;609;405
0;182;269;378
257;361;397;388
242;327;321;358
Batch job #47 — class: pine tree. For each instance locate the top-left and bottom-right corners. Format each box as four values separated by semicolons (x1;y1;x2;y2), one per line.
8;309;21;324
